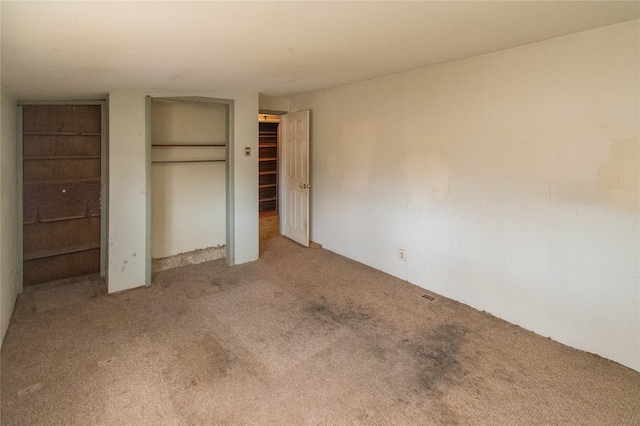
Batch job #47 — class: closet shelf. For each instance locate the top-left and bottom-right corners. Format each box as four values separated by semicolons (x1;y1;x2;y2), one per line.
259;184;276;189
152;159;226;164
259;158;277;162
259;171;277;176
24;243;100;261
24;156;100;160
24;132;101;136
259;197;277;202
23;177;101;185
151;144;226;147
259;143;277;148
24;213;100;226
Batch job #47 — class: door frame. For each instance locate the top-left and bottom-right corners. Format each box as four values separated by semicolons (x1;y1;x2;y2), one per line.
145;96;235;282
16;100;108;294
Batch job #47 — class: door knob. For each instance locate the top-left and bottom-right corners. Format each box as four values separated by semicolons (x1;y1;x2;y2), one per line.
300;184;311;189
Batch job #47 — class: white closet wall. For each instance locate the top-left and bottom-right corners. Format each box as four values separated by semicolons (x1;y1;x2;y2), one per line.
151;100;227;259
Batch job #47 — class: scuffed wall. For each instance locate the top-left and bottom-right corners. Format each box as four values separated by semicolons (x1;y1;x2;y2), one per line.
288;21;640;370
108;93;148;292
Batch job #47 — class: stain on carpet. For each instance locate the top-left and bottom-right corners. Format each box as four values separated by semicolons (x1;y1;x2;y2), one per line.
168;334;232;388
369;344;388;361
31;278;101;313
17;383;43;397
407;324;466;392
304;301;371;326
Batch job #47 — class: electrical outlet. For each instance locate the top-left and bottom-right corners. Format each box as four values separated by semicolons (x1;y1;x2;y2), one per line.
245;147;251;157
399;249;405;261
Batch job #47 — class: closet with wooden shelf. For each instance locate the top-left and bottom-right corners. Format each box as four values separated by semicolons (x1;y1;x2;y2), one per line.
259;121;280;216
21;104;104;286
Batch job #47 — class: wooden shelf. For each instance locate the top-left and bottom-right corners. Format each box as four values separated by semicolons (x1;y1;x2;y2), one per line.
23;177;101;185
24;156;100;160
259;171;277;176
260;210;278;218
24;132;101;136
259;197;277;202
24;243;100;261
259;143;277;148
24;213;100;226
259;158;277;162
259;184;276;189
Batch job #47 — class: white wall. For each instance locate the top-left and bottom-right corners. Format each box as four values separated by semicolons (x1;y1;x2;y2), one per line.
199;91;259;265
0;0;18;344
0;85;18;346
108;93;148;293
289;21;640;370
108;91;258;293
151;100;227;258
228;92;260;264
259;94;288;113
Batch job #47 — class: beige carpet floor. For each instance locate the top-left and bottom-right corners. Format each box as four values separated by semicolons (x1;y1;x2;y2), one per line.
2;236;639;425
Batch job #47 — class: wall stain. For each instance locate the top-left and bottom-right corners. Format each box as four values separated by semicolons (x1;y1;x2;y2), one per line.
596;138;639;209
403;146;451;211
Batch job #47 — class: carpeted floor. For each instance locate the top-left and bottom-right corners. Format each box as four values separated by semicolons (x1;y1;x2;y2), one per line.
2;236;639;425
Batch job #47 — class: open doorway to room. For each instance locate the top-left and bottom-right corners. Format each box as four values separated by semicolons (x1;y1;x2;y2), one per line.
258;113;282;241
259;110;312;248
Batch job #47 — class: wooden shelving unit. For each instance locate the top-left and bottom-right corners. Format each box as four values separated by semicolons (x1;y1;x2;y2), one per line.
259;122;279;216
22;104;103;285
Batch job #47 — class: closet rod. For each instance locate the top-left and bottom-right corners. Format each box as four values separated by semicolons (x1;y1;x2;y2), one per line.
151;159;226;164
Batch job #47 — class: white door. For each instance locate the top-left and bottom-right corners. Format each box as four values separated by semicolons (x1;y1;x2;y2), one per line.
280;110;310;247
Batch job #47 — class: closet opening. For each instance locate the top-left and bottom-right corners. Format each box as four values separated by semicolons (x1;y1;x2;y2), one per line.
149;97;232;276
258;113;282;241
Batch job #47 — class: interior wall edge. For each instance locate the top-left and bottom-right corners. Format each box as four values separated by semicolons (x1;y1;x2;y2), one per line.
0;86;19;348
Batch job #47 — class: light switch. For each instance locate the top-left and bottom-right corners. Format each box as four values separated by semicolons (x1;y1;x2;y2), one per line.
245;147;251;157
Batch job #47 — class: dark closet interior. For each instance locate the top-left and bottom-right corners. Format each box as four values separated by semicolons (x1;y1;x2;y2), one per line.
259;120;279;216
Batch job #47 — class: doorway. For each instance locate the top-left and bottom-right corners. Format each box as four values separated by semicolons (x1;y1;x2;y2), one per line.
258;110;311;247
258;113;281;241
19;102;106;288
